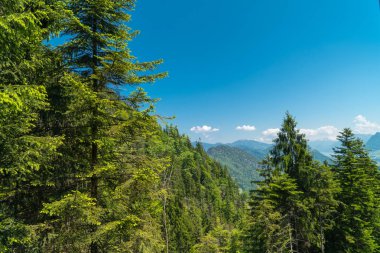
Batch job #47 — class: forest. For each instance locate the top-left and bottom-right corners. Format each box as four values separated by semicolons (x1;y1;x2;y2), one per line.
1;1;380;252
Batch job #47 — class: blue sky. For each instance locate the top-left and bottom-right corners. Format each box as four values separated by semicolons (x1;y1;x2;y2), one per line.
128;0;380;143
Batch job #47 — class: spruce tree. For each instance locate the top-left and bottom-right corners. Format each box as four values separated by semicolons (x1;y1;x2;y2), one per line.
0;1;66;251
326;128;380;252
61;0;165;203
245;113;339;253
36;0;168;251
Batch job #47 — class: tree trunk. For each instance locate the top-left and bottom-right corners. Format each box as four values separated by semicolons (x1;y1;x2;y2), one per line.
90;12;99;253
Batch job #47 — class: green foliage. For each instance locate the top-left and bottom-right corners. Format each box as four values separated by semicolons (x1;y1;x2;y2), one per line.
0;0;66;85
0;85;62;221
207;145;262;191
40;191;101;252
245;113;340;253
0;2;244;252
245;174;304;253
326;128;380;252
62;0;167;88
161;127;245;253
190;224;242;253
206;142;331;193
0;217;35;253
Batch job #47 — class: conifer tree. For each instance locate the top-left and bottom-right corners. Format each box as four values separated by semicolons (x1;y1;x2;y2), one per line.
0;1;66;251
326;128;380;252
60;0;165;202
36;0;168;251
245;113;339;253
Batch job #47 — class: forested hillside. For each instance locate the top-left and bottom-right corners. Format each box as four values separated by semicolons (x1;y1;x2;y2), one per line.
206;141;331;192
160;127;245;253
0;1;243;252
207;145;262;191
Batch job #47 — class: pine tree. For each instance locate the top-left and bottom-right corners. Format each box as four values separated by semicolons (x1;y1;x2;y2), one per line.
326;128;380;252
34;0;168;251
0;85;62;252
245;113;339;253
60;0;166;195
246;173;304;253
0;2;66;251
270;113;313;188
0;0;66;85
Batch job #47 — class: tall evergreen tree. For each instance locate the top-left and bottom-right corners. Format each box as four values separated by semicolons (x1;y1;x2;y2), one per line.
0;1;67;251
245;113;339;253
37;0;168;252
326;128;380;253
270;113;313;188
60;0;165;201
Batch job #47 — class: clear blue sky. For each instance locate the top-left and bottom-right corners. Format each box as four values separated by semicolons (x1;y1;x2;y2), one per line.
128;0;380;143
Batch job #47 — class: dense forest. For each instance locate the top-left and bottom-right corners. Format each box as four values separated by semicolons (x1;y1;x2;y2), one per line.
1;1;380;252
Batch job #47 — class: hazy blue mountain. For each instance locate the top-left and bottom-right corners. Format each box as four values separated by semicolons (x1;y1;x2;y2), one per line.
307;134;372;156
366;132;380;151
197;139;332;162
195;142;221;151
311;149;332;164
309;140;338;156
207;145;262;191
365;133;380;165
230;140;272;150
229;140;272;160
356;134;372;143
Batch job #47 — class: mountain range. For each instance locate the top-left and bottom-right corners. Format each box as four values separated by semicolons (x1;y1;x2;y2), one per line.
195;132;380;191
194;140;331;191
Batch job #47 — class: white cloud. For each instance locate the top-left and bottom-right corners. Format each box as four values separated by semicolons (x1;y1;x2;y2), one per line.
353;115;380;134
300;126;339;141
190;125;219;133
236;125;256;131
262;128;280;136
259;128;280;143
259;126;339;143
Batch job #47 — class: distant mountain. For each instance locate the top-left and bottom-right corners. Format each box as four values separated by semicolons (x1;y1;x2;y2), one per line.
307;135;372;157
230;140;272;150
365;133;380;165
366;132;380;151
202;139;333;191
311;149;332;164
309;140;338;156
229;140;272;160
196;142;221;151
207;145;262;191
197;139;332;162
356;134;372;143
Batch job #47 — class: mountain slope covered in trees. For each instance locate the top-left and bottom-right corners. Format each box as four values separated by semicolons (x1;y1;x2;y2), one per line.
0;1;243;252
207;145;262;191
205;141;332;191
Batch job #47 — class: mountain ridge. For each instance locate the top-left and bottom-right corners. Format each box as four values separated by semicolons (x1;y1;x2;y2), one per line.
194;139;332;191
